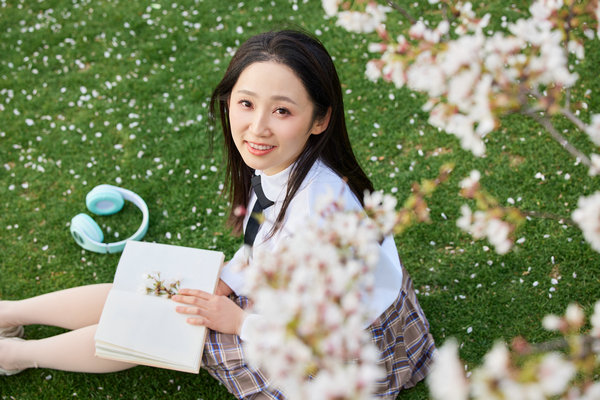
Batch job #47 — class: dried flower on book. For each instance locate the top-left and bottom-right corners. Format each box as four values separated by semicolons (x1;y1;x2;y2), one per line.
141;272;180;298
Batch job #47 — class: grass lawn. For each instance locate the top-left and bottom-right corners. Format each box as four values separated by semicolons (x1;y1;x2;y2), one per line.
1;0;599;398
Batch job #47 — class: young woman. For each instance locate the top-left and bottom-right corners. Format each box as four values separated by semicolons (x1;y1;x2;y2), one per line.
0;30;436;399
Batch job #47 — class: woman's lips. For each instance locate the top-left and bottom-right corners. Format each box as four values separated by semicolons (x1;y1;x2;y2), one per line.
246;141;276;155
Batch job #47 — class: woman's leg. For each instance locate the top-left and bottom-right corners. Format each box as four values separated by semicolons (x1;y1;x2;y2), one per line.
0;283;135;373
0;324;136;373
0;283;112;330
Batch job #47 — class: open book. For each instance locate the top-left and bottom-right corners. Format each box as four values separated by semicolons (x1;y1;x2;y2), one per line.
94;240;224;373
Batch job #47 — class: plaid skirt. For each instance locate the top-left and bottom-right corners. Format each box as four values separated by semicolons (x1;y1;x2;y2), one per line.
201;272;436;400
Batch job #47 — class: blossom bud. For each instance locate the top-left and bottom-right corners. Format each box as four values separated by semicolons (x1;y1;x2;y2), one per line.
564;303;584;329
542;314;563;331
367;42;386;53
591;301;600;337
233;205;247;217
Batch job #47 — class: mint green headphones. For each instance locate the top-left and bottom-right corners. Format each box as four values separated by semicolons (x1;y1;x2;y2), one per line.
70;185;149;253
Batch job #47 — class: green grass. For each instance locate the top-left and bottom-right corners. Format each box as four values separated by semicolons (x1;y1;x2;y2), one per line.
1;0;600;399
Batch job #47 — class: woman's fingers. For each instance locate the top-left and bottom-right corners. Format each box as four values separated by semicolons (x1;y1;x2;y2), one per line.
175;305;203;314
177;288;211;299
185;316;207;326
171;289;211;307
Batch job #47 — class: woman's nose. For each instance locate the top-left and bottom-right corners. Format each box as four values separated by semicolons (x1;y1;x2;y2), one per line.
250;111;270;136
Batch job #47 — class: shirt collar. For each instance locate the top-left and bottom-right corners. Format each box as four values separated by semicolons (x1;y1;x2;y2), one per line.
255;159;325;203
255;163;293;203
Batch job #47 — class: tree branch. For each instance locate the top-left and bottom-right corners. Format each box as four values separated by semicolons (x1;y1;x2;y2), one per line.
387;1;417;24
524;111;592;169
560;107;588;132
521;210;575;226
520;335;599;361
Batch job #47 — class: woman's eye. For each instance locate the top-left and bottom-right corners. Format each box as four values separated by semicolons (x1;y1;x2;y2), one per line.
239;100;252;108
275;107;290;115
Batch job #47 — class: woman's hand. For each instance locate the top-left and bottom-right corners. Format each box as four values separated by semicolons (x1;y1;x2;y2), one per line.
172;289;245;335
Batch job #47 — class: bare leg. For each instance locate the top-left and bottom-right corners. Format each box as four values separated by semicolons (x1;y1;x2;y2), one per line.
0;325;136;373
0;284;112;330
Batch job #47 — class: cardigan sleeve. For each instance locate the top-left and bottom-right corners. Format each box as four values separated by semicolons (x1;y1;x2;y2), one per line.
219;245;250;296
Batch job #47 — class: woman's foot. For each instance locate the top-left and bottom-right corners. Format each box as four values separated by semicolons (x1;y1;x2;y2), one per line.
0;337;26;376
0;300;24;338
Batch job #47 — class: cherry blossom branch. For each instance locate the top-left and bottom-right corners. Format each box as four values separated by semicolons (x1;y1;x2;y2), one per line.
560;107;589;132
386;0;416;24
521;209;575;226
524;110;593;168
517;335;600;357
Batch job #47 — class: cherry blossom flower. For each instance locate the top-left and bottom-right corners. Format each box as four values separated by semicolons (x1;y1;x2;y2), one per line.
428;302;600;400
242;193;401;398
537;352;576;396
596;4;600;39
565;303;585;328
427;339;468;400
459;170;481;192
572;192;600;252
322;0;341;17
586;114;600;146
591;301;600;337
542;314;563;331
334;2;391;34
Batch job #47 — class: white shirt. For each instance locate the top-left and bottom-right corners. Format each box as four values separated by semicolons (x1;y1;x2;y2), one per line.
220;160;403;337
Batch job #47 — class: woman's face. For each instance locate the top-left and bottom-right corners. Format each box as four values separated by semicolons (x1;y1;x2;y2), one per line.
228;61;329;176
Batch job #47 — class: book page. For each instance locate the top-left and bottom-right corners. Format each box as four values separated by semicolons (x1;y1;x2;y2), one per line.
95;290;203;371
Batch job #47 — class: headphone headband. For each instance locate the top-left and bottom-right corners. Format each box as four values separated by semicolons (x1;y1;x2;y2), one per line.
70;185;149;254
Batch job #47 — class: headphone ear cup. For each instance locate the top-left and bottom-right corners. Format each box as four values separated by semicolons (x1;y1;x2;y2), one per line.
86;187;124;216
70;213;104;245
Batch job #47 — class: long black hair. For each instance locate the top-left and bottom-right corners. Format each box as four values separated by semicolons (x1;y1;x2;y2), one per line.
210;30;374;235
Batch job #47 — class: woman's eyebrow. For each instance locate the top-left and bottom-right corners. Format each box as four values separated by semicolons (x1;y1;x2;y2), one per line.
235;89;298;105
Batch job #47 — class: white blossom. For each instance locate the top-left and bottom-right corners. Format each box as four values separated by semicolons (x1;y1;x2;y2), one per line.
591;301;600;337
596;3;600;39
572;192;600;252
428;339;469;400
322;0;340;17
471;342;510;398
459;170;481;190
565;303;585;328
242;193;392;398
537;352;576;396
590;153;600;177
365;60;382;82
457;204;514;254
335;4;390;35
456;204;474;232
586;114;600;146
485;218;512;255
542;314;562;331
581;382;600;400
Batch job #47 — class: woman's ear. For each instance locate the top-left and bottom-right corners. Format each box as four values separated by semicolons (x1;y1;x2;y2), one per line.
310;107;332;135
